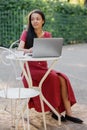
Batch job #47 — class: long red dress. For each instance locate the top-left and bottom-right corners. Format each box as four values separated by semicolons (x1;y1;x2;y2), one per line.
20;30;76;113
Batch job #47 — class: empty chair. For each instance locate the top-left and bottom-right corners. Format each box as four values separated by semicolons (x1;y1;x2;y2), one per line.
0;46;46;130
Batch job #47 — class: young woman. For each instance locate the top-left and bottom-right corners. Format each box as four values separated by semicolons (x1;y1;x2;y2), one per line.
18;9;83;123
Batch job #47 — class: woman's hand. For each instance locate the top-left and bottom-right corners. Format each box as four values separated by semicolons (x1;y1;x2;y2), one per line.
23;47;33;54
18;40;33;54
29;47;33;53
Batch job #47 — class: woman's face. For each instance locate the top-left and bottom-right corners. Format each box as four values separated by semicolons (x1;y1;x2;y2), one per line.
31;13;44;30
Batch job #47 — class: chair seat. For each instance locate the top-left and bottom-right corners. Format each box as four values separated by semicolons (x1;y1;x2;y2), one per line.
0;87;40;99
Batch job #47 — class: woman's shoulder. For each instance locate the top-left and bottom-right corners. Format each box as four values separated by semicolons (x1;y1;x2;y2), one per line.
20;29;28;41
22;29;27;35
44;31;52;38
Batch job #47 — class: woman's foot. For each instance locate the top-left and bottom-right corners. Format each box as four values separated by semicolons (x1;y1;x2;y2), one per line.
52;113;83;124
65;114;83;124
52;113;66;122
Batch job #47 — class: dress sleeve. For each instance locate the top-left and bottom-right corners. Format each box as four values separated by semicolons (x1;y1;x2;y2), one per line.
44;31;52;38
20;30;27;42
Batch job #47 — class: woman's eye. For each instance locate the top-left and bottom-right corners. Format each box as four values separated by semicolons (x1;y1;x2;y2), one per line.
36;18;40;20
31;17;41;21
31;18;34;21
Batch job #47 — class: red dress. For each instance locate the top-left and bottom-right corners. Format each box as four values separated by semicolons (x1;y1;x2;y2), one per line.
20;30;76;113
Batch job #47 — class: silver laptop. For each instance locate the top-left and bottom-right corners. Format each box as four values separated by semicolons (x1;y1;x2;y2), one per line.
28;38;63;58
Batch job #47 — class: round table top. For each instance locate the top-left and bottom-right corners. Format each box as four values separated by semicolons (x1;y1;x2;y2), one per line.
6;53;60;61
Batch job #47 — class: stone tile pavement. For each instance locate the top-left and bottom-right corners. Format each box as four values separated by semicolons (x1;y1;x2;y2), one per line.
0;103;87;130
0;43;87;130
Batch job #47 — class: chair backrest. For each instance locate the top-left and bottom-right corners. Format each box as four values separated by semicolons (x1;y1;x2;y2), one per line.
0;47;40;100
0;47;23;93
9;40;20;49
9;40;23;81
0;47;15;92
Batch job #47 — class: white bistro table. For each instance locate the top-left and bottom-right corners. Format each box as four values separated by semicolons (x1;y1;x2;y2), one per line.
7;52;61;130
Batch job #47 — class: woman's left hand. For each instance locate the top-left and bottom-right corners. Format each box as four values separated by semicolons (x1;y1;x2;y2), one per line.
29;47;33;53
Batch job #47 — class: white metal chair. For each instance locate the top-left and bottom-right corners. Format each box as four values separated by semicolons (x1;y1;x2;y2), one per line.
10;40;20;49
0;47;46;130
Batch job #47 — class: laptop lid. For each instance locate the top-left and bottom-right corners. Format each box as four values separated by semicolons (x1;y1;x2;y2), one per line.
32;38;63;58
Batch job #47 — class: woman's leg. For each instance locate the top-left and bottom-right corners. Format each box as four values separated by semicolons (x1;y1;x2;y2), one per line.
52;74;83;123
58;75;83;123
58;75;72;116
51;75;72;121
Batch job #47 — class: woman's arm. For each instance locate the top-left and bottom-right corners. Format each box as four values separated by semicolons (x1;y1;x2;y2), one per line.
18;30;33;54
18;40;33;54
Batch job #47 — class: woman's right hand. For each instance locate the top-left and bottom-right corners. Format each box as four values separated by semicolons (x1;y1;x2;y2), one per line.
18;40;33;54
28;47;33;53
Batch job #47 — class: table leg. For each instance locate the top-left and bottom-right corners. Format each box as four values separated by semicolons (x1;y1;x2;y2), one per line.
39;59;61;125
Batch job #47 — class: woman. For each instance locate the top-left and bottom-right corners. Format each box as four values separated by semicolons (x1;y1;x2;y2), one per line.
18;9;83;123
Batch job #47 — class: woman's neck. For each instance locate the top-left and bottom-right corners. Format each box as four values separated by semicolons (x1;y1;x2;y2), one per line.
35;29;44;38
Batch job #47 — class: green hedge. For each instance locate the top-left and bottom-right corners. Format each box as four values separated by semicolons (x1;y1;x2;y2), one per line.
0;0;87;47
0;10;25;47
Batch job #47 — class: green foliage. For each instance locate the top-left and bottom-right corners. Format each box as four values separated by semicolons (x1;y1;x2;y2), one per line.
0;0;87;46
44;1;87;44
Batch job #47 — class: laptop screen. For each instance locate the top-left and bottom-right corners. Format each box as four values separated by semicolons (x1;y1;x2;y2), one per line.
32;38;63;58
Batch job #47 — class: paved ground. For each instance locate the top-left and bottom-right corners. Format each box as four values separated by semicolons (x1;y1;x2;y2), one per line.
0;43;87;130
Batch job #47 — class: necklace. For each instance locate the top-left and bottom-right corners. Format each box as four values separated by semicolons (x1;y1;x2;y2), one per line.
37;30;44;38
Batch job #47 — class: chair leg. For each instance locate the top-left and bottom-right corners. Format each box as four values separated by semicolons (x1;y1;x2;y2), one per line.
11;99;15;128
15;101;26;130
15;99;31;130
21;110;26;130
27;98;30;130
15;110;26;130
39;95;47;130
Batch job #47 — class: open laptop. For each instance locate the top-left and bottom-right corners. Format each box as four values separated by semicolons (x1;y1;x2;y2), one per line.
27;38;63;58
